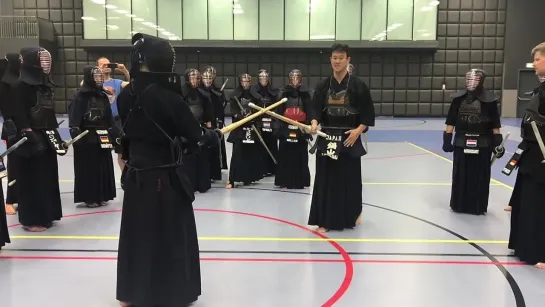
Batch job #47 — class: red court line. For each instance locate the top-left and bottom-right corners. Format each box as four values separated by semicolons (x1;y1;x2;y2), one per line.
0;255;525;266
7;208;354;307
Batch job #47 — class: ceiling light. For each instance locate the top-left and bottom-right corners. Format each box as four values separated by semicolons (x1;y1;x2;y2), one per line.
81;16;97;20
429;0;440;5
104;4;117;9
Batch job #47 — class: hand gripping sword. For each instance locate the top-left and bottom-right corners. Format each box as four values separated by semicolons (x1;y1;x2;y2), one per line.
234;97;277;164
490;132;510;165
530;121;545;163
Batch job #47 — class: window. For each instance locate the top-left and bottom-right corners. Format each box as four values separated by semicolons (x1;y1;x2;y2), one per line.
82;0;438;42
285;0;309;41
183;0;208;40
234;0;259;40
259;0;284;40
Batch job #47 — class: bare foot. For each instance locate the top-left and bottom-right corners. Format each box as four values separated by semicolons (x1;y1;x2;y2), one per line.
355;213;363;225
23;226;47;232
535;262;545;269
504;206;512;212
119;302;131;307
317;227;328;233
225;184;232;189
5;204;16;215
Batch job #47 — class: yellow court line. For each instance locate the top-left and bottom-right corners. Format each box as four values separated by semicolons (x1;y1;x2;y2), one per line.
405;142;514;190
8;235;508;244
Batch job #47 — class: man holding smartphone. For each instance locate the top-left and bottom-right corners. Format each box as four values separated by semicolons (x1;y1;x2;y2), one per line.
93;57;130;172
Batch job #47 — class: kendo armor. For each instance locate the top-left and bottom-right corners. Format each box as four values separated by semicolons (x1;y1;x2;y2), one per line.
521;80;545;142
237;73;253;115
324;75;359;128
453;69;493;134
283;69;306;122
20;48;58;130
83;67;110;129
185;68;205;121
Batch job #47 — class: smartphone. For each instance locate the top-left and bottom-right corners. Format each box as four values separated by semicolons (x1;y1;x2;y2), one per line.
107;63;118;69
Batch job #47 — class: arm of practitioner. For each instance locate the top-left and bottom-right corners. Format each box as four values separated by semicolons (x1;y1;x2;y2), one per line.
344;79;375;147
442;99;459;152
309;80;326;133
170;94;219;146
489;101;505;158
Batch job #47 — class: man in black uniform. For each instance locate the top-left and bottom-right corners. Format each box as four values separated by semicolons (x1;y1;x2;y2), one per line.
201;66;228;180
0;55;10;249
115;33;219;307
181;68;213;193
308;43;375;233
506;42;545;269
68;66;117;208
442;69;504;215
0;53;20;216
250;69;280;176
10;47;64;232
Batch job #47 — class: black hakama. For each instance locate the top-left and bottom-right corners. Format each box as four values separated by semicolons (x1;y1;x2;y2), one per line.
208;141;224;181
116;167;201;306
5;145;20;205
183;149;212;193
228;141;265;185
507;171;524;250
449;148;492;215
73;143;116;204
16;149;62;228
308;152;363;230
508;142;545;265
274;139;310;189
0;181;9;249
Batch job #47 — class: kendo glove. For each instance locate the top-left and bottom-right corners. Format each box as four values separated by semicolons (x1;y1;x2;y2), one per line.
442;132;455;152
201;127;221;146
69;127;81;139
493;134;505;159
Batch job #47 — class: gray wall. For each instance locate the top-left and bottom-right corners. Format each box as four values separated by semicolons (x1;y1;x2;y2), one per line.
501;0;545;117
2;0;508;117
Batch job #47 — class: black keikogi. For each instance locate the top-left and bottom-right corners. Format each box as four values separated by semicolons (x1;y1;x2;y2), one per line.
181;68;214;193
68;65;117;208
9;47;64;232
274;69;312;189
201;66;228;180
115;33;220;307
442;68;504;215
226;73;266;188
250;69;280;176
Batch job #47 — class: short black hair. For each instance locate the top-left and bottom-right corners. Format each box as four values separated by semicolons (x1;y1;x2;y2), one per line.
331;43;349;57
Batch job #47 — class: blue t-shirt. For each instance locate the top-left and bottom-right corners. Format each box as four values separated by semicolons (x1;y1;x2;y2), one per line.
103;79;123;117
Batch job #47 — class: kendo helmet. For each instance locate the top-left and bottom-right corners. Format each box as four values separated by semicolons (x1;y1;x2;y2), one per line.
185;68;201;88
130;33;176;74
257;69;269;87
288;69;302;88
239;73;251;90
465;68;486;92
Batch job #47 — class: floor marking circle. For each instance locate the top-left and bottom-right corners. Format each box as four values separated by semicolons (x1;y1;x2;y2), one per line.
6;208;353;307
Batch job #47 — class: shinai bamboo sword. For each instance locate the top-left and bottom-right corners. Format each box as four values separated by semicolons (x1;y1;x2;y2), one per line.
530;121;545;163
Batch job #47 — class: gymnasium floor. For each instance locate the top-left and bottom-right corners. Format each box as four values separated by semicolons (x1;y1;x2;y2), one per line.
0;116;542;307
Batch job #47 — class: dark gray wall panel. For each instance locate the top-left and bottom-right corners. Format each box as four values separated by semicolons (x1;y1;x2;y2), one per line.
7;0;507;116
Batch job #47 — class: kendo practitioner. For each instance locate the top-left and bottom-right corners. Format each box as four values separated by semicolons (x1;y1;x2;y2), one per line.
0;56;10;249
226;73;265;189
274;69;312;189
308;43;375;233
442;69;504;215
506;43;545;269
115;33;220;307
181;68;213;193
10;47;64;232
68;66;117;208
250;69;280;176
1;53;21;216
201;66;228;180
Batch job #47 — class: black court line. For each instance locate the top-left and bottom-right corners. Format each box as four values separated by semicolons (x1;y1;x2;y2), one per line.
1;248;516;258
226;186;526;307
